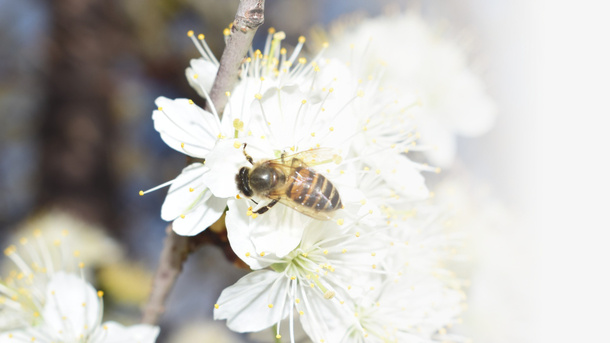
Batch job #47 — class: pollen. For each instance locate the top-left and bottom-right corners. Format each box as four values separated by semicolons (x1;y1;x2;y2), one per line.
138;190;144;196
180;142;185;148
336;218;344;225
245;252;251;257
329;127;334;131
236;194;241;199
301;99;307;104
298;35;306;43
372;264;377;269
225;91;231;97
259;251;265;256
189;188;194;192
223;28;230;36
276;335;282;339
298;57;307;65
187;30;194;37
299;311;305;315
323;249;328;254
197;33;204;40
310;132;315;137
193;74;199;79
188;99;194;105
254;93;262;100
342;249;347;254
355;232;360;237
251;213;259;219
157;106;163;111
214;303;220;309
268;303;273;308
97;291;104;298
233;141;241;149
180;214;185;219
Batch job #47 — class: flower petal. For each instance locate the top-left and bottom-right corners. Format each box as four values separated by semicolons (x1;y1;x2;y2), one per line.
97;321;160;343
214;270;290;333
161;163;209;221
186;58;219;97
200;139;245;198
226;198;307;261
172;195;227;236
42;272;99;338
153;97;220;158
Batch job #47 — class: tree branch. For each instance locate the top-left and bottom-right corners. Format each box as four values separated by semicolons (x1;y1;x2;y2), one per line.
208;0;265;116
141;0;265;325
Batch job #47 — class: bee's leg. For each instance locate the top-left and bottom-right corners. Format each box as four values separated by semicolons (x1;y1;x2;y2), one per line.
254;199;279;215
242;143;254;165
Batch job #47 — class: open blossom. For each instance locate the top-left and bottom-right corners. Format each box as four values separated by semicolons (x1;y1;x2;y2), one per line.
0;232;159;343
324;11;497;167
146;29;429;256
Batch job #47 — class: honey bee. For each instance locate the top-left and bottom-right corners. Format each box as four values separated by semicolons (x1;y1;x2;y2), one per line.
235;144;343;220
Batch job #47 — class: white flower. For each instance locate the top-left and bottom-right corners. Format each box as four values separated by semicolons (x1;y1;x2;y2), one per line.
0;234;159;343
324;12;497;167
147;28;428;257
214;216;386;343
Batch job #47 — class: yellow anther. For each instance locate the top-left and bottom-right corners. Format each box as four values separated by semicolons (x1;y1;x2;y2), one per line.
225;91;231;97
187;30;194;37
180;214;185;219
310;283;315;288
372;264;377;269
322;42;329;48
357;90;365;97
301;99;307;104
252;213;259;219
375;169;381;175
298;57;307;64
336;219;344;226
268;303;273;308
311;132;315;137
299;310;304;315
259;251;265;256
280;47;287;55
78;262;85;269
138;190;144;196
268;27;276;34
355;232;360;237
193;74;199;79
276;335;282;339
197;33;204;40
236;194;241;199
223;28;230;36
233;141;241;149
273;31;286;40
245;252;251;257
323;249;328;255
254;93;262;100
214;303;220;309
188;99;194;104
328;88;334;93
97;291;104;298
189;188;194;192
180;142;185;148
157;106;163;111
298;36;306;43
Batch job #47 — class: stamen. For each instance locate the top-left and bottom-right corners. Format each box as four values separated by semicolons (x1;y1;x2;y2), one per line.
139;179;175;196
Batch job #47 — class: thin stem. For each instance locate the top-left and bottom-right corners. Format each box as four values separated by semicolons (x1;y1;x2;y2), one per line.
207;0;265;117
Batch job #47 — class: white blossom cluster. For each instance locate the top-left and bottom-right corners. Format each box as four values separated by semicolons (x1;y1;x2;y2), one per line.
143;14;478;342
0;231;159;343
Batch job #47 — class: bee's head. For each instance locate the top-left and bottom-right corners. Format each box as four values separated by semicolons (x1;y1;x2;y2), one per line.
236;166;253;197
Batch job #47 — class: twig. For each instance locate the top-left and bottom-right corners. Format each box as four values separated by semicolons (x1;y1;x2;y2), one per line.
141;224;192;325
208;0;265;116
141;0;265;325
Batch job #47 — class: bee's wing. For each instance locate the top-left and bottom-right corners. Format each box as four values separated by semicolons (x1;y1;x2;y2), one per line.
275;196;335;221
265;164;337;221
272;148;343;168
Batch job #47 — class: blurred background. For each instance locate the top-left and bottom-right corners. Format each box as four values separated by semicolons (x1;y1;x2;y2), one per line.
6;0;600;342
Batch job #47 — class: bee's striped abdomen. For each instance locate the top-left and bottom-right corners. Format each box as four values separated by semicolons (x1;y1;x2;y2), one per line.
287;167;342;212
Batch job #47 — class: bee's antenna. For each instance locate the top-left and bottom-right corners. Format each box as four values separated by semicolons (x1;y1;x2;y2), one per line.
242;143;254;165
